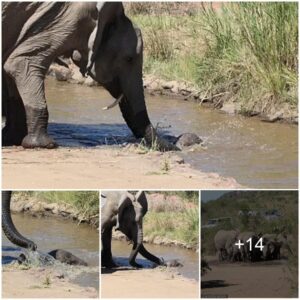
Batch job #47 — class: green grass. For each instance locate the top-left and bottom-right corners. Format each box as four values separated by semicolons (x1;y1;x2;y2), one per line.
14;191;99;225
129;3;298;115
143;193;199;248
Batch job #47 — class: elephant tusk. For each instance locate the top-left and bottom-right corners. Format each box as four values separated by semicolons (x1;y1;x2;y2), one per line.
102;94;123;110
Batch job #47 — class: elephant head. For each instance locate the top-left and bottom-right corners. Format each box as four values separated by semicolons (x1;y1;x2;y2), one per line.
2;191;37;250
87;3;177;151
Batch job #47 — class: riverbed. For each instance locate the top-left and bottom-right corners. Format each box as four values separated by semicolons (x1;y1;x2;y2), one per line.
45;78;297;188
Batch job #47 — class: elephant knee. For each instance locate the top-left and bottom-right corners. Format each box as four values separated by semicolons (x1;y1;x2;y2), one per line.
4;56;25;79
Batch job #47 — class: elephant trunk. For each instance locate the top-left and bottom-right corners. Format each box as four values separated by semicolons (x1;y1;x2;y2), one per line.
2;191;37;250
128;223;143;267
118;90;178;152
139;244;164;265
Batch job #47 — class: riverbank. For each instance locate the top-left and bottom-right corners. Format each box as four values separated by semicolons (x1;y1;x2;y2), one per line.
2;264;98;298
113;192;199;250
101;267;199;298
10;192;99;228
2;146;241;189
48;2;298;124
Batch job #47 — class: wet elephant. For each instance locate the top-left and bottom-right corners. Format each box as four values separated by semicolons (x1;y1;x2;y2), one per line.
101;191;164;268
2;2;176;151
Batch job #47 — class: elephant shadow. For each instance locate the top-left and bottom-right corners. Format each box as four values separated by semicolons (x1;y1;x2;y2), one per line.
48;123;175;148
2;245;21;265
101;256;156;274
201;280;237;289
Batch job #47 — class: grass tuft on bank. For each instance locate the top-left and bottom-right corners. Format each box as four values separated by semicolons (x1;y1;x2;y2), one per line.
128;2;298;116
144;192;199;249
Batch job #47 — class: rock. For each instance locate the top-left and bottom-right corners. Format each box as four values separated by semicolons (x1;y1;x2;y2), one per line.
53;65;72;81
221;103;236;115
175;133;203;148
162;81;176;90
170;155;184;165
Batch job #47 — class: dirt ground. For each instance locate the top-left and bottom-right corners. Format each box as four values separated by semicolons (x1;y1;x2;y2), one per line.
2;265;98;298
2;146;240;189
101;267;199;298
201;256;297;298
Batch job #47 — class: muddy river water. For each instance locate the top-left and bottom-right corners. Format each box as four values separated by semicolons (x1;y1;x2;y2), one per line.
110;240;199;281
45;78;297;188
2;214;99;290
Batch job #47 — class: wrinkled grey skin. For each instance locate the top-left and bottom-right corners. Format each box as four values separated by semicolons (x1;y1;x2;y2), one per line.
101;191;164;268
2;2;176;151
214;230;240;261
2;191;37;250
48;249;88;266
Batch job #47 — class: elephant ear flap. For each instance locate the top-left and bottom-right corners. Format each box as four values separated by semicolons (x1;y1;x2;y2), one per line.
116;192;134;230
88;2;124;68
136;191;148;216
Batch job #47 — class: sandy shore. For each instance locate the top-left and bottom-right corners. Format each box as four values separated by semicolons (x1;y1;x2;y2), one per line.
2;265;98;298
101;267;199;298
201;256;296;298
2;146;241;189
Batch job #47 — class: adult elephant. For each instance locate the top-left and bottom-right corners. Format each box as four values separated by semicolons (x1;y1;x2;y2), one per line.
101;191;164;268
2;2;176;151
214;229;240;262
2;191;37;250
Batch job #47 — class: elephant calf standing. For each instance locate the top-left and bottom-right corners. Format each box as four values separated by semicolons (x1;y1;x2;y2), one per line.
101;191;164;268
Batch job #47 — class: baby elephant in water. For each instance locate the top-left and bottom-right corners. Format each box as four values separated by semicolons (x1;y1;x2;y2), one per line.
48;249;88;266
18;249;88;266
175;133;203;149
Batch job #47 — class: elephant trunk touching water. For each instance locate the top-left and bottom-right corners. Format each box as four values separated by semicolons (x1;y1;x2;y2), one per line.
2;191;37;250
101;191;164;268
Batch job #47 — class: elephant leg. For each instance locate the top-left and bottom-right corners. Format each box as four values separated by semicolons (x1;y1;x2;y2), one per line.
101;227;117;268
2;74;27;146
4;54;57;149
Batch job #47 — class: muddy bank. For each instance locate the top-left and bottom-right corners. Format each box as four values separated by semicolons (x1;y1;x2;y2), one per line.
9;194;98;228
2;265;98;298
2;146;241;189
101;267;199;298
201;256;297;298
49;62;298;124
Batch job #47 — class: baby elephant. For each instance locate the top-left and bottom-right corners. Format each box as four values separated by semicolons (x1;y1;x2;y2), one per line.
48;249;88;266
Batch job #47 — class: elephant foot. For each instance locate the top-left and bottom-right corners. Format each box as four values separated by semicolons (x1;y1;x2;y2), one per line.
22;133;57;149
102;260;118;269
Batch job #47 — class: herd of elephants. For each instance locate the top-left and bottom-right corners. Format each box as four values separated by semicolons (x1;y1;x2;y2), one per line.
214;229;292;263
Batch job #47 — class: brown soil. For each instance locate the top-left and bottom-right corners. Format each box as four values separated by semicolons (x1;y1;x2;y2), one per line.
2;146;241;189
2;265;98;298
201;256;297;298
101;267;199;298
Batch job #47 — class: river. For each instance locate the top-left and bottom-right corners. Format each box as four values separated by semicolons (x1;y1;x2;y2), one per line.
45;77;297;188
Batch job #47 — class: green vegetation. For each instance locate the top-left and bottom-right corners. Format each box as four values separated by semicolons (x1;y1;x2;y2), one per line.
128;2;298;116
14;191;99;226
144;192;199;249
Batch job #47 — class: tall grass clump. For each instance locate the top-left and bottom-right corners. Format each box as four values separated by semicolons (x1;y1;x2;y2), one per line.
197;2;298;113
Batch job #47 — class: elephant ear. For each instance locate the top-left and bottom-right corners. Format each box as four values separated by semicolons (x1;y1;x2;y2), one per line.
135;191;148;216
116;192;134;230
87;2;124;69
